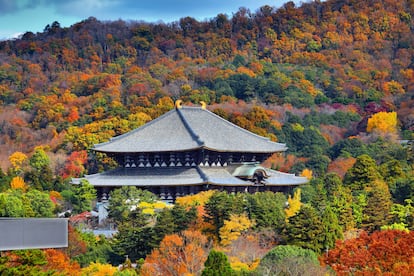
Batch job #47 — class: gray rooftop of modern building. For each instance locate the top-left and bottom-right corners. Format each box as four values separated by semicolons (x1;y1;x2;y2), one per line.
93;103;287;154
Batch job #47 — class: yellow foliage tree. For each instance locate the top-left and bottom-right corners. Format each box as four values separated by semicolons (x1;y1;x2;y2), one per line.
81;262;118;276
366;111;398;135
383;80;405;95
9;151;28;172
219;213;255;246
10;176;27;191
285;189;302;220
301;168;313;180
138;200;172;216
175;190;215;207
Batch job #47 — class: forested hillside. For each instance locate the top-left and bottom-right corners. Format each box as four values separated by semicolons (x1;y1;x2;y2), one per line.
0;0;414;274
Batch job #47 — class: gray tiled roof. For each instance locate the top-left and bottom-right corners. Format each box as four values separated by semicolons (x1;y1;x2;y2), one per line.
72;165;307;187
263;169;309;186
93;106;287;153
200;167;252;186
73;167;205;186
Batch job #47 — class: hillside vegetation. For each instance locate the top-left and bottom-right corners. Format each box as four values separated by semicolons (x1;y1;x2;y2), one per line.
0;0;413;274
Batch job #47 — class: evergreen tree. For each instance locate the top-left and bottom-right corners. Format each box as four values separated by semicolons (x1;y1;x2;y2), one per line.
26;147;53;191
324;173;342;199
344;154;382;192
330;185;355;231
204;191;244;240
256;245;324;276
111;209;155;263
285;205;324;254
151;208;179;247
201;250;234;276
70;179;96;214
362;180;392;232
107;186;157;223
245;191;286;231
324;173;355;231
321;205;343;251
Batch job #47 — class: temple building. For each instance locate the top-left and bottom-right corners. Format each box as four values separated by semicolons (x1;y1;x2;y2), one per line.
73;101;307;201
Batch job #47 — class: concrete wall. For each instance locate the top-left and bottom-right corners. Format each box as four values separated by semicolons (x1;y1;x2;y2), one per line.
0;218;68;251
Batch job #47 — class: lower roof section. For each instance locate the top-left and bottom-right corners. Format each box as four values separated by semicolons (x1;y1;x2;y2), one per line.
265;169;309;185
72;165;308;187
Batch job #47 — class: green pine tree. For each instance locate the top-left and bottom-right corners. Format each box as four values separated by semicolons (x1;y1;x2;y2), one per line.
321;205;343;251
202;250;234;276
285;205;324;254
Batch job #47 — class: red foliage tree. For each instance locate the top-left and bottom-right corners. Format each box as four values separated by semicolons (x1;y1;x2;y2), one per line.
61;150;88;179
321;230;414;275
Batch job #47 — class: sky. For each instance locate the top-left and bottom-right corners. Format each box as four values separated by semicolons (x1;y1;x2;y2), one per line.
0;0;301;40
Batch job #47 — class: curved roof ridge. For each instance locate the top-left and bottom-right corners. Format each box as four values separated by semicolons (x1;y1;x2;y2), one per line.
93;107;177;149
176;107;205;146
185;106;286;149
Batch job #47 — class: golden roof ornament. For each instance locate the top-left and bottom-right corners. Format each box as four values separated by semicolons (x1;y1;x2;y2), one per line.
175;100;183;109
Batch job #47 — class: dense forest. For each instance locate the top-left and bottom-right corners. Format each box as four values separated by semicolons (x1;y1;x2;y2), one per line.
0;0;414;274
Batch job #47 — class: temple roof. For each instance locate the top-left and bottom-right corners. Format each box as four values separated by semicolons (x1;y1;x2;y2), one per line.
93;105;287;154
72;165;308;187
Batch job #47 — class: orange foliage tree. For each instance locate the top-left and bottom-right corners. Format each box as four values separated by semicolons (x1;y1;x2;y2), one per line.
43;249;81;276
175;190;215;232
10;176;27;191
327;157;357;179
141;230;211;276
61;150;88;179
321;230;414;275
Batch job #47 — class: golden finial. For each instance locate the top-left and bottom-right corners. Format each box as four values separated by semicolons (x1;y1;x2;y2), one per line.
175;100;183;109
200;101;206;109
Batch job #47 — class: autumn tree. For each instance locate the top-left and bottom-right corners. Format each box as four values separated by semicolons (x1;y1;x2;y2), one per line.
219;213;254;246
61;150;88;179
141;230;211;276
8;151;28;174
65;225;87;259
321;230;414;275
43;249;81;275
285;189;302;220
203;191;244;241
10;176;27;191
81;262;118;275
366;111;398;136
0;249;47;275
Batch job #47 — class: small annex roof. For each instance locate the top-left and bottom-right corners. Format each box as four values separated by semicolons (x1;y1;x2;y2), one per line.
263;169;308;186
93;103;287;154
